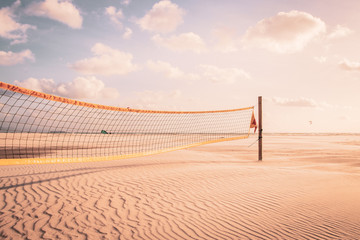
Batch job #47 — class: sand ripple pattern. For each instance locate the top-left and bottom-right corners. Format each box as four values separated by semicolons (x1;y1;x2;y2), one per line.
1;138;360;239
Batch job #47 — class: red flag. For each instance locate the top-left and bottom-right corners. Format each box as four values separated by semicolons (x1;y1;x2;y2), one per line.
250;111;257;133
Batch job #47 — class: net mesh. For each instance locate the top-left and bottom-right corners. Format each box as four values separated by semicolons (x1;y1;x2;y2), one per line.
0;82;255;165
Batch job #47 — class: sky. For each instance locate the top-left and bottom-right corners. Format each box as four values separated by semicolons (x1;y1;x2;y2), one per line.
0;0;360;133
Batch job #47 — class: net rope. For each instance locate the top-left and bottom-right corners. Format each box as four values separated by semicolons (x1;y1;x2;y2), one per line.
0;81;255;165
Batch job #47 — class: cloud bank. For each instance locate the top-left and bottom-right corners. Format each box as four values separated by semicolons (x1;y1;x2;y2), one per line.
0;0;36;44
243;10;326;53
152;32;207;53
199;65;250;84
26;0;83;29
123;28;133;39
15;76;119;100
327;25;353;40
128;89;182;110
146;60;200;80
137;0;185;33
267;97;318;107
212;27;239;53
266;97;352;110
146;60;250;84
338;59;360;71
147;60;184;79
69;43;138;76
0;50;34;66
122;0;131;6
105;6;123;28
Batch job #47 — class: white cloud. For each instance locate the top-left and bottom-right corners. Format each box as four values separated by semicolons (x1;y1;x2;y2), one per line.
0;49;34;66
212;27;239;53
137;89;181;102
128;89;182;110
15;77;56;93
26;0;82;29
137;0;185;33
69;43;138;76
147;60;184;79
14;76;119;100
327;25;354;39
146;61;249;83
338;59;360;71
243;10;326;54
267;96;353;110
0;0;36;44
123;27;133;39
147;60;200;81
152;32;207;53
266;97;318;107
121;0;131;6
314;56;327;63
56;76;119;99
105;6;123;28
199;65;250;84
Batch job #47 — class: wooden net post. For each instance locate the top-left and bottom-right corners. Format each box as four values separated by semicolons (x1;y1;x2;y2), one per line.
258;96;263;161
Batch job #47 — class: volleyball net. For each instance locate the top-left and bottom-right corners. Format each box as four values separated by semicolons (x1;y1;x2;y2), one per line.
0;81;256;165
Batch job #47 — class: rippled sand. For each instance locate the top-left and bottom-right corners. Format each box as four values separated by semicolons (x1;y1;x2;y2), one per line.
1;134;360;239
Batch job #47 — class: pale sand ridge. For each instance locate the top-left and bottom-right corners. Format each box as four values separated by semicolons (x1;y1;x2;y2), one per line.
1;134;360;239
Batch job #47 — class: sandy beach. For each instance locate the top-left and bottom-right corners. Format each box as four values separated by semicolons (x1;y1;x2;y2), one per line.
1;133;360;239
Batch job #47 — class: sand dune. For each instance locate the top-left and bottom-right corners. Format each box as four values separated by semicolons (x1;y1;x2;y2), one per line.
1;134;360;239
